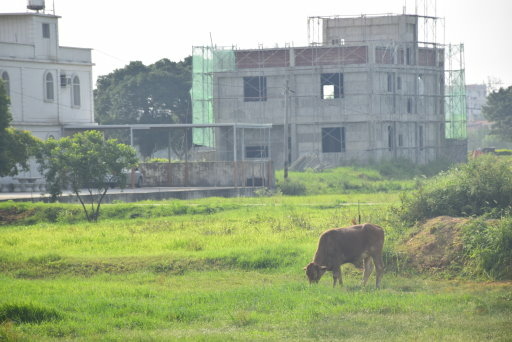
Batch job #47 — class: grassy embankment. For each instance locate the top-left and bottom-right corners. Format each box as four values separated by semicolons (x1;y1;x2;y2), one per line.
1;162;511;340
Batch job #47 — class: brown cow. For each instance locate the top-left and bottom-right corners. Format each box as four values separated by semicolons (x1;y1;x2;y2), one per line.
304;223;385;288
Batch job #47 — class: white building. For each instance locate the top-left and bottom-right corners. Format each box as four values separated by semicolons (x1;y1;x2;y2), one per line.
466;84;487;122
0;7;95;190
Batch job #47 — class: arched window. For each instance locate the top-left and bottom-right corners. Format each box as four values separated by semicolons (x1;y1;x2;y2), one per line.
1;71;10;98
71;75;80;107
44;72;54;101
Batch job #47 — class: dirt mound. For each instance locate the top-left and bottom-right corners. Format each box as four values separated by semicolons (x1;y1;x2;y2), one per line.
0;208;34;225
401;216;469;273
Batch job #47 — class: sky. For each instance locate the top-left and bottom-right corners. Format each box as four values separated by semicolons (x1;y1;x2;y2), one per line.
2;0;512;89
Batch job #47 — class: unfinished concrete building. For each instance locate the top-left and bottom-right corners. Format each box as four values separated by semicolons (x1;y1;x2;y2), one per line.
192;14;467;169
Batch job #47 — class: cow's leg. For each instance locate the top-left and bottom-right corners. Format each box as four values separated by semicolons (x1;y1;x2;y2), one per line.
373;253;384;289
362;256;373;286
332;266;342;287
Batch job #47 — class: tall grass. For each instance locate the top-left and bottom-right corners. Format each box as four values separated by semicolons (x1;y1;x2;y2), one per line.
371;157;453;179
275;158;453;196
395;155;512;223
0;193;400;226
462;216;512;280
0;303;61;324
276;166;415;195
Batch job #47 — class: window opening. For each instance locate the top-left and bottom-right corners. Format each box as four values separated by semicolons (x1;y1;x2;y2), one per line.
418;125;424;150
418;74;424;95
45;72;54;101
388;125;394;151
387;73;394;92
72;76;81;107
321;73;343;99
42;23;50;38
322;127;345;153
407;98;413;114
243;76;267;102
1;71;9;98
246;177;263;186
245;145;268;159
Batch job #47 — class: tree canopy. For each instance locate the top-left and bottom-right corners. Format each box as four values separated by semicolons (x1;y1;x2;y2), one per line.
482;86;512;143
94;58;192;159
36;130;139;221
0;80;40;177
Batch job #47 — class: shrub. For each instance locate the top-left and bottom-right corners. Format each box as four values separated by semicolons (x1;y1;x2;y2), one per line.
418;157;453;177
396;155;512;223
462;216;512;280
278;179;307;196
373;158;418;179
373;157;452;179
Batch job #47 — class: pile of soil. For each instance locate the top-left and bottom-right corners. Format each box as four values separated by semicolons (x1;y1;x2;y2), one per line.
401;216;469;273
0;208;34;225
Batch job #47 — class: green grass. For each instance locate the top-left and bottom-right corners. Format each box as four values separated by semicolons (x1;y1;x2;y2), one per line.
1;272;510;341
0;193;399;225
1;194;511;340
276;167;416;195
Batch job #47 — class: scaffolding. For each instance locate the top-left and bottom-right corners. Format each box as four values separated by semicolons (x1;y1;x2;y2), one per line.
191;46;236;147
444;44;467;139
191;9;467;167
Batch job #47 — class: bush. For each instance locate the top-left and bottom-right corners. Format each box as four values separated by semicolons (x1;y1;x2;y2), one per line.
277;179;307;196
462;216;512;280
373;157;453;179
373;158;418;179
396;155;512;224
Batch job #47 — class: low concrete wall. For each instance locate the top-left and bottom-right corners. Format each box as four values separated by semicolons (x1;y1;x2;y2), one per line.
140;161;275;188
2;187;260;203
0;178;46;193
440;139;468;163
60;187;258;203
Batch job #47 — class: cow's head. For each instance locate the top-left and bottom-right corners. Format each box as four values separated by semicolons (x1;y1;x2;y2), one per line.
304;262;327;284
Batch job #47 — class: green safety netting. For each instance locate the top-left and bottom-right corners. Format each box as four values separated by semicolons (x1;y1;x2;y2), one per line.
191;47;235;147
444;44;467;140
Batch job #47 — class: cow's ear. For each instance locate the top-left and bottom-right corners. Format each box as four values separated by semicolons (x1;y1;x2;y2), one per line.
320;266;328;270
303;267;307;270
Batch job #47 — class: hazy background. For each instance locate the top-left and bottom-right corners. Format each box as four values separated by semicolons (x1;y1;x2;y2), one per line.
2;0;511;87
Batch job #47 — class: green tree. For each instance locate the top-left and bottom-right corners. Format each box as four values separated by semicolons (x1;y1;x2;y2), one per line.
36;130;138;221
482;86;512;143
94;58;192;159
0;80;40;177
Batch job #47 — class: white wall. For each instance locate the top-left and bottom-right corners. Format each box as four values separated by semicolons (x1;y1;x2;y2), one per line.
0;13;95;137
0;13;95;188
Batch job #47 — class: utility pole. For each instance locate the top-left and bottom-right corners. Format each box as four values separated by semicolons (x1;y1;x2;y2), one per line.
284;80;289;179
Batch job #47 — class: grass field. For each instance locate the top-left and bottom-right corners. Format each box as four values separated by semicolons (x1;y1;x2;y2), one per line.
1;194;511;341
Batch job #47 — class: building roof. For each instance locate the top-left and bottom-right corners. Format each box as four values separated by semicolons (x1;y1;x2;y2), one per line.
0;12;60;19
